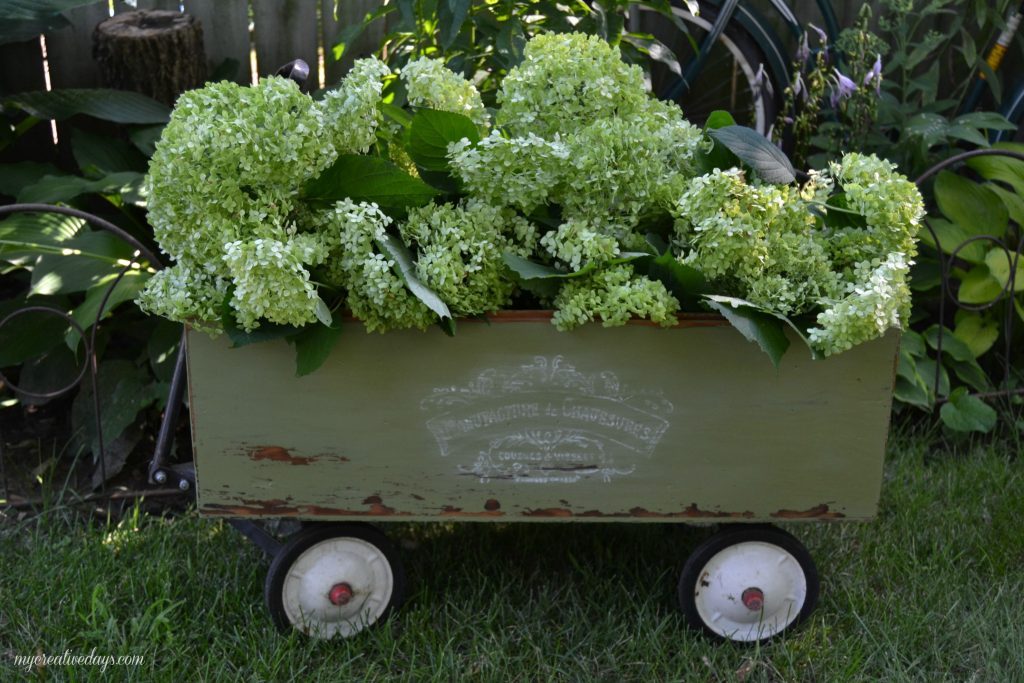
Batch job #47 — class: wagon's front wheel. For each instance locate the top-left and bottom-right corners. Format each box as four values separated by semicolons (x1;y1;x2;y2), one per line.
265;523;406;639
678;525;818;643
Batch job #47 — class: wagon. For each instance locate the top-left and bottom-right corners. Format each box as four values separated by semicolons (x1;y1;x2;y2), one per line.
186;312;899;643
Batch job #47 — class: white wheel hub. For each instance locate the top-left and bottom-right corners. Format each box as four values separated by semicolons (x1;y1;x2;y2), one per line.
281;536;394;639
692;541;807;641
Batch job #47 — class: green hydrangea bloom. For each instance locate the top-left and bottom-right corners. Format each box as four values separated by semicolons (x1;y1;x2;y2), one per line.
552;265;680;330
540;218;621;271
807;253;912;355
673;168;840;316
136;264;227;335
401;57;489;129
497;32;650;138
319;57;392;154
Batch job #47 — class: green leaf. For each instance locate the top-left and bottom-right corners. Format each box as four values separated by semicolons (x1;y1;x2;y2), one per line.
71;128;147;175
29;231;137;295
957;265;1004;305
0;298;69;367
408;108;480;172
954;111;1017;130
313;297;333;327
933;171;1008;238
703;295;790;369
502;252;649;281
940;387;997;432
0;211;84;256
917;219;986;263
697;111;739;174
129;125;164;157
4;89;170;124
148;320;183;383
706;125;796;184
895;374;931;408
983;247;1024;292
924;324;978;362
620;34;682;76
377;233;451;319
635;234;707;307
953;313;1000;358
0;162;60;197
438;0;471;49
17;345;80;406
290;323;342;377
71;359;159;458
944;124;989;148
303;154;439;210
916;357;950;398
66;270;151;350
966;153;1024;196
985;183;1024;229
17;171;145;204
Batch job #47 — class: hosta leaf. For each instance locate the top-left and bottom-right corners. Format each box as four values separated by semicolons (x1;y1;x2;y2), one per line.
4;89;170;124
940;387;997;432
957;265;1005;305
933;171;1008;238
983;247;1024;292
707;125;795;184
290;322;342;377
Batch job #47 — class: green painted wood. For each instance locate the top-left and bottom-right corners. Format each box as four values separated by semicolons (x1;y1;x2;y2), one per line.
188;318;899;523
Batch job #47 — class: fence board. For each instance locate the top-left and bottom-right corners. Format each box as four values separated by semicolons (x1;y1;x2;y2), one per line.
115;0;183;12
0;39;47;95
322;0;386;86
184;0;252;84
252;0;319;90
44;3;110;89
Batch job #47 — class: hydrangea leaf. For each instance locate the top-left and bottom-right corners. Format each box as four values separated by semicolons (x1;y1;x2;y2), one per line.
696;110;739;174
706;125;796;184
377;233;451;320
940;387;997;433
502;252;648;280
409;108;480;171
636;233;707;307
703;295;791;368
303;154;439;210
290;322;342;377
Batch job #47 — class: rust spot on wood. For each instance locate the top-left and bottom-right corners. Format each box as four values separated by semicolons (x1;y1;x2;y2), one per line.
362;495;383;505
249;446;318;465
484;498;500;511
771;504;845;519
439;505;504;517
522;507;573;517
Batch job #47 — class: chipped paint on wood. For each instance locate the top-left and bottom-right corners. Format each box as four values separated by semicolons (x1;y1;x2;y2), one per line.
771;504;846;519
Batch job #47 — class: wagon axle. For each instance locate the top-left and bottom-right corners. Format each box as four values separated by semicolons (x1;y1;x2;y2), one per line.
328;583;354;606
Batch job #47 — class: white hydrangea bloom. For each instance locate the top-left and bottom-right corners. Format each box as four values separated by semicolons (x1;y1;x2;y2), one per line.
401;57;489;129
319;57;392;154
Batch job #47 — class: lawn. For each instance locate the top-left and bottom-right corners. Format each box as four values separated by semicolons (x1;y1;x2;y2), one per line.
1;430;1022;682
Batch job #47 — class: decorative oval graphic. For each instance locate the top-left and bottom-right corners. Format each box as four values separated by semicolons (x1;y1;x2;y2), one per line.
421;356;673;483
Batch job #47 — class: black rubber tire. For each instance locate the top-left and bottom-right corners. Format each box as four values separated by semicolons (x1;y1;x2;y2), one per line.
677;525;819;643
640;0;786;134
264;522;407;638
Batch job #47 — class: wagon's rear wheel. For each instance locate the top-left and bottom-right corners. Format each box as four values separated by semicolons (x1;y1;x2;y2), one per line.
265;523;406;639
678;525;818;643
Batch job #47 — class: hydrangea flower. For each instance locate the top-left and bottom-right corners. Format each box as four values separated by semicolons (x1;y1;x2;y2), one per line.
552;265;680;330
401;57;489;129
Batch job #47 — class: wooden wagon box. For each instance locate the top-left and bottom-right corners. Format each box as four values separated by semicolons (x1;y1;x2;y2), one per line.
187;313;899;523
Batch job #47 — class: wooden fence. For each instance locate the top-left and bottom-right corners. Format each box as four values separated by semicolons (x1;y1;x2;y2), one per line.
0;0;385;97
0;1;869;101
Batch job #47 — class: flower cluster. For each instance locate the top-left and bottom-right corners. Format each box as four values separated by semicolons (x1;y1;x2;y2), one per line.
402;57;489;129
400;200;536;316
139;32;923;362
552;265;680;330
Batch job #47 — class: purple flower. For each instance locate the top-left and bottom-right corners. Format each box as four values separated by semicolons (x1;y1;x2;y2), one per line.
830;67;857;106
796;32;810;63
864;54;883;94
792;72;807;101
808;23;828;46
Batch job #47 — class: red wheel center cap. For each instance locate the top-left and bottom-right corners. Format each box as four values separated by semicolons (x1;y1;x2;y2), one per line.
741;587;764;611
329;582;354;606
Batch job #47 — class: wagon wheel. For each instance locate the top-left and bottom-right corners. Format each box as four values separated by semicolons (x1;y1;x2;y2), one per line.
264;523;406;639
677;525;818;643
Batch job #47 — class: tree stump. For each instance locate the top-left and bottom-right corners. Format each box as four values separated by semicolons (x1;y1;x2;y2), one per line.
93;10;206;106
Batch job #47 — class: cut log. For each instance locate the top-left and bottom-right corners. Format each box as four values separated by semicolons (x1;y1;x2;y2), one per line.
93;10;206;106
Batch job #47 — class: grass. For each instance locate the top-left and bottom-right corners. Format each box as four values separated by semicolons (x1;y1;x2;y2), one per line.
1;431;1023;682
